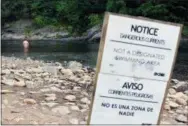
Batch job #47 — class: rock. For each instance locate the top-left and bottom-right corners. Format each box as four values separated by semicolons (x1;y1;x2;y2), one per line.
1;90;14;94
69;118;79;124
70;106;80;111
85;116;88;121
171;79;179;84
14;80;25;87
25;81;36;88
1;79;14;86
40;88;51;92
169;101;179;109
23;98;36;105
184;90;188;95
44;93;56;97
73;86;81;91
168;88;176;95
64;95;76;101
68;61;83;70
176;109;185;114
175;114;188;123
40;102;58;108
88;31;101;42
26;67;43;73
173;81;188;92
176;98;187;105
60;69;73;77
174;92;188;101
80;97;91;104
164;104;170;110
45;96;57;101
20;92;25;96
2;69;10;75
50;86;63;92
45;94;57;101
65;102;75;105
80;121;87;124
52;106;70;115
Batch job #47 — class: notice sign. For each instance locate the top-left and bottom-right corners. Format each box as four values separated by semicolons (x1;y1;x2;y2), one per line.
88;12;183;125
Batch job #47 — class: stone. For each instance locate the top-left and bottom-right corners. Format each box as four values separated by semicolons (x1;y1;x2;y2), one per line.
31;68;43;73
175;114;188;123
25;81;36;88
40;88;51;92
1;79;14;86
69;118;79;124
168;88;176;95
174;92;188;101
14;80;25;87
65;102;75;105
60;69;73;77
80;97;91;104
73;86;81;91
52;106;70;115
80;121;87;124
64;95;76;101
20;92;25;96
23;98;36;105
176;109;184;114
184;90;188;95
44;93;56;97
45;96;57;101
40;102;58;108
50;86;63;92
70;106;80;111
164;104;170;110
2;69;10;75
85;116;88;121
176;98;187;105
1;90;14;94
3;99;8;105
68;61;83;70
169;101;179;109
171;79;179;84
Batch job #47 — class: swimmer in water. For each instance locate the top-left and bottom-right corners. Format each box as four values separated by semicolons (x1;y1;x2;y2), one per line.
23;39;29;56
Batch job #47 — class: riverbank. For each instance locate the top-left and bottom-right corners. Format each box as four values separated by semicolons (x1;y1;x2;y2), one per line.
1;56;188;124
1;20;101;42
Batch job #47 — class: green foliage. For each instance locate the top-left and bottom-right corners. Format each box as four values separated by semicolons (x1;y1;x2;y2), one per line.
1;0;188;36
88;14;103;27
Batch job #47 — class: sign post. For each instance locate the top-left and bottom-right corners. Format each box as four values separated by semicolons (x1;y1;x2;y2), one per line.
88;12;183;125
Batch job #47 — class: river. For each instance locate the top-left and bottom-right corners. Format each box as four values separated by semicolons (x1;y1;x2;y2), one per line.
2;40;188;80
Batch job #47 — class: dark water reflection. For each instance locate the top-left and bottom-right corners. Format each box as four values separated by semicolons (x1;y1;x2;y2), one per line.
1;40;99;67
2;40;188;80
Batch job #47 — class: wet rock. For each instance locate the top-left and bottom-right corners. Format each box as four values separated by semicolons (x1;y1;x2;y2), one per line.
23;98;36;105
68;61;83;70
52;106;70;115
175;114;188;123
60;69;73;77
69;118;79;124
64;95;76;101
80;97;91;104
70;106;80;111
169;101;179;109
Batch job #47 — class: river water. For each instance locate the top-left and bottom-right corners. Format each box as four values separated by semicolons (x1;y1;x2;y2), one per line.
2;40;188;80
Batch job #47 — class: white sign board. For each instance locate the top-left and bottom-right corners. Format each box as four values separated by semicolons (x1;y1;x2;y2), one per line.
88;12;182;125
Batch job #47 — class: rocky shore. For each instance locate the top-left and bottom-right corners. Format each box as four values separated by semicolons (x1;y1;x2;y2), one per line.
1;56;188;125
